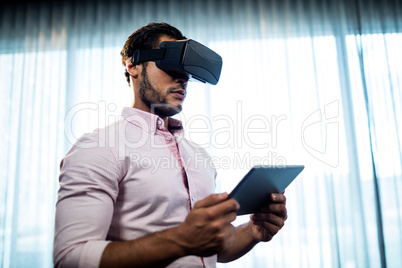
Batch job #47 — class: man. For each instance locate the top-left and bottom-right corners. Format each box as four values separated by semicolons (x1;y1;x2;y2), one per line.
53;22;287;268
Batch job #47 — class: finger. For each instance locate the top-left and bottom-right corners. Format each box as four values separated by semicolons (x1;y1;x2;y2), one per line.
207;199;240;219
252;218;281;229
193;193;229;209
252;220;282;238
257;203;287;216
251;213;287;225
270;193;286;204
252;212;287;226
254;193;286;212
221;210;237;224
210;211;238;231
257;203;287;214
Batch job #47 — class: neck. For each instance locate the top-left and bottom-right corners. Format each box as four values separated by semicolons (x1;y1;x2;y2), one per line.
132;92;172;130
132;103;170;130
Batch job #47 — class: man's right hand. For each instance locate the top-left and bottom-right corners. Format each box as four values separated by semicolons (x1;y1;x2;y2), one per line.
174;192;240;257
100;193;239;267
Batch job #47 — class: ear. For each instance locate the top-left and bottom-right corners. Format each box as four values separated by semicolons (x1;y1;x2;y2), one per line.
126;61;141;79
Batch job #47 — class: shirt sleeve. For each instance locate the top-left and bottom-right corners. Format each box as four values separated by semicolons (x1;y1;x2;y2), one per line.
53;132;124;268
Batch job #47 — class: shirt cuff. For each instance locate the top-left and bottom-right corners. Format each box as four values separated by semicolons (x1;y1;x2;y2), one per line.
78;240;111;268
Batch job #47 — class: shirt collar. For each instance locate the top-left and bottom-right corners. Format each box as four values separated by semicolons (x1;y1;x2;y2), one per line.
122;107;184;134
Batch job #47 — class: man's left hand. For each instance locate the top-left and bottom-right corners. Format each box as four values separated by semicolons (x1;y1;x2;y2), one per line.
248;193;288;242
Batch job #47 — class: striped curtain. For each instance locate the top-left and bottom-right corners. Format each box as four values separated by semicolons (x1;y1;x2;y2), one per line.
0;0;401;267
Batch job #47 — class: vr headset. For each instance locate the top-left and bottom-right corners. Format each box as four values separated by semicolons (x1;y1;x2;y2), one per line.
132;39;222;85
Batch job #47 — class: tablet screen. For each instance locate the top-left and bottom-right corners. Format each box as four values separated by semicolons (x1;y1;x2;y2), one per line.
229;165;304;215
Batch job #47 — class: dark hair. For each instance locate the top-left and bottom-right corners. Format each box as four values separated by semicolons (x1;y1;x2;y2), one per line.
121;22;186;86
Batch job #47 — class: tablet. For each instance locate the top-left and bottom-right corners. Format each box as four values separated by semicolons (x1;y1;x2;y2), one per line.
229;165;304;215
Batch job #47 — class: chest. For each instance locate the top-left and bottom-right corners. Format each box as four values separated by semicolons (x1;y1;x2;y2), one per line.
118;139;215;212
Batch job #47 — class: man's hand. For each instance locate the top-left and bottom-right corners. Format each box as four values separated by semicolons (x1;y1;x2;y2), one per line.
248;193;287;242
174;192;239;257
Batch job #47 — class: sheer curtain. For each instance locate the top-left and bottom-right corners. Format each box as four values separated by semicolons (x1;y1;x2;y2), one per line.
0;0;401;267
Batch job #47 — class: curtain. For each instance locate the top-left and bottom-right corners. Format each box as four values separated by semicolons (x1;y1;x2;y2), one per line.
0;0;401;267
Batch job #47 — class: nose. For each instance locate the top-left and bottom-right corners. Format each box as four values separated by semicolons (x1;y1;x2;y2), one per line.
174;75;189;85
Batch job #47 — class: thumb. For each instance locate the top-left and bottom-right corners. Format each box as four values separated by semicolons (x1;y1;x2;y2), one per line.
193;193;228;209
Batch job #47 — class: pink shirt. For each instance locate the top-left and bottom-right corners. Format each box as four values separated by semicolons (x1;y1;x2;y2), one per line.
54;107;217;268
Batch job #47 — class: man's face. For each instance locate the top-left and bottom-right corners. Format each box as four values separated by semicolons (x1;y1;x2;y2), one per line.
137;36;188;117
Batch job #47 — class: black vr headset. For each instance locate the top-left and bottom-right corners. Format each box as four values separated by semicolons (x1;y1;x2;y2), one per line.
132;39;222;85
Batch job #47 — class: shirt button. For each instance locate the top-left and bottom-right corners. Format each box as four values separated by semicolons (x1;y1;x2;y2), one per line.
158;120;162;125
166;136;172;141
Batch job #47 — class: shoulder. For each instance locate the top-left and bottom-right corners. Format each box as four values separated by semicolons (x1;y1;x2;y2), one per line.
62;120;127;172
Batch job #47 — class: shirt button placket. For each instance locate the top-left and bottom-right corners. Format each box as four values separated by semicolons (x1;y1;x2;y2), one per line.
189;196;195;209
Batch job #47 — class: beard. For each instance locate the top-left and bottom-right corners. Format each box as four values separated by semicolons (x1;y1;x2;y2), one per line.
139;66;184;117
